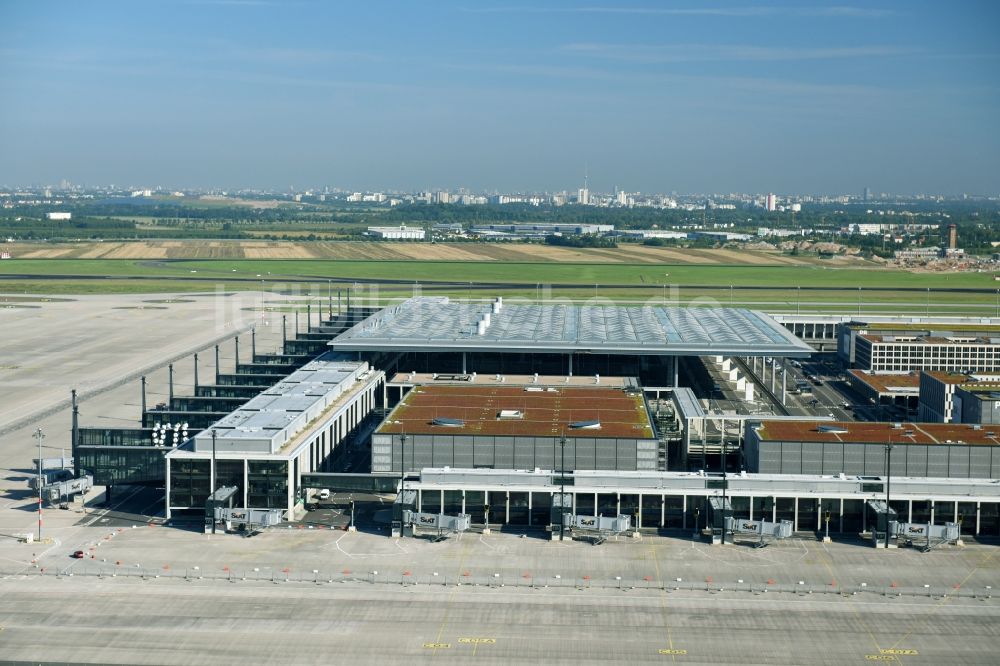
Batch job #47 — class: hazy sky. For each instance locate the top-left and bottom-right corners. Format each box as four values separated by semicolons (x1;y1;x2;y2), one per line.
1;1;998;194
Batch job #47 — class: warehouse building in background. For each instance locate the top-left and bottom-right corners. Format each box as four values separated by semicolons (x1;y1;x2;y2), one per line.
367;224;425;240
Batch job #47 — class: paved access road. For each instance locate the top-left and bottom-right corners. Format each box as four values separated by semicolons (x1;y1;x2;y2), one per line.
0;574;997;665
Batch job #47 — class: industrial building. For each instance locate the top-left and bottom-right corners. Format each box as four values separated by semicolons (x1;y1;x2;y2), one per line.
616;230;687;240
469;223;613;238
367;224;425;240
745;420;1000;479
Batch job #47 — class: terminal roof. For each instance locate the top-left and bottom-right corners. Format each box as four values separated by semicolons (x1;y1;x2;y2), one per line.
192;353;368;453
387;372;637;388
848;370;921;395
754;420;1000;446
330;297;812;357
377;383;655;439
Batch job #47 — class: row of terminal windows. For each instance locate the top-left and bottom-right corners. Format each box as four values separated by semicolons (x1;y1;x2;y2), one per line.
872;349;1000;357
411;490;1000;536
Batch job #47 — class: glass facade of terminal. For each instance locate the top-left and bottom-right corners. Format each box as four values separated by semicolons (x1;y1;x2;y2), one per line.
168;459;290;510
408;488;1000;536
75;427;170;486
855;338;1000;373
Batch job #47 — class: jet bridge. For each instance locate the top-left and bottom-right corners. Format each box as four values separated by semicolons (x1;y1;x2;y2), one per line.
890;521;961;552
216;507;285;535
41;475;93;504
724;516;794;547
560;514;632;544
405;511;472;541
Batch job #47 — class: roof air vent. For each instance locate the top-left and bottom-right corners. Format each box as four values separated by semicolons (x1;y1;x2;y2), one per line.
817;424;849;434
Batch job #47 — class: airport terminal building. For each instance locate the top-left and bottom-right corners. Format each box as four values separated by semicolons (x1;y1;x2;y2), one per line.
66;296;1000;539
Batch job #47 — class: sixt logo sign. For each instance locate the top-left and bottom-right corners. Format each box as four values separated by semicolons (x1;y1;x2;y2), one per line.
579;518;596;527
907;526;925;534
419;515;437;525
741;522;757;530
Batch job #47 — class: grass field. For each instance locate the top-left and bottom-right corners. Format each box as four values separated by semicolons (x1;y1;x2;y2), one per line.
1;249;998;315
0;257;992;288
3;240;864;266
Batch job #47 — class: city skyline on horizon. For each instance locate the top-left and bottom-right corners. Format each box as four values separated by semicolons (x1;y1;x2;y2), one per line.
1;1;998;195
5;180;994;201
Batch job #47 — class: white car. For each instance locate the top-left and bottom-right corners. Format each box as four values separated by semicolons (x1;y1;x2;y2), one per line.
317;489;331;500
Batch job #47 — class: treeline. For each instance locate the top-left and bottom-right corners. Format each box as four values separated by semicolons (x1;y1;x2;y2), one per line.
380;203;702;228
543;234;617;248
0;216;250;240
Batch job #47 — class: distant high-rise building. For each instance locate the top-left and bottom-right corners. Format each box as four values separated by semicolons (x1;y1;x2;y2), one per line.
765;193;776;212
948;224;958;250
863;187;872;201
578;187;590;205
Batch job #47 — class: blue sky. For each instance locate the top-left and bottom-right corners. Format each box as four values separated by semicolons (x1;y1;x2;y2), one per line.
1;1;997;194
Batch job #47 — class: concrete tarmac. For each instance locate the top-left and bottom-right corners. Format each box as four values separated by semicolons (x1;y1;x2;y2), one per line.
0;291;295;501
0;573;997;665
